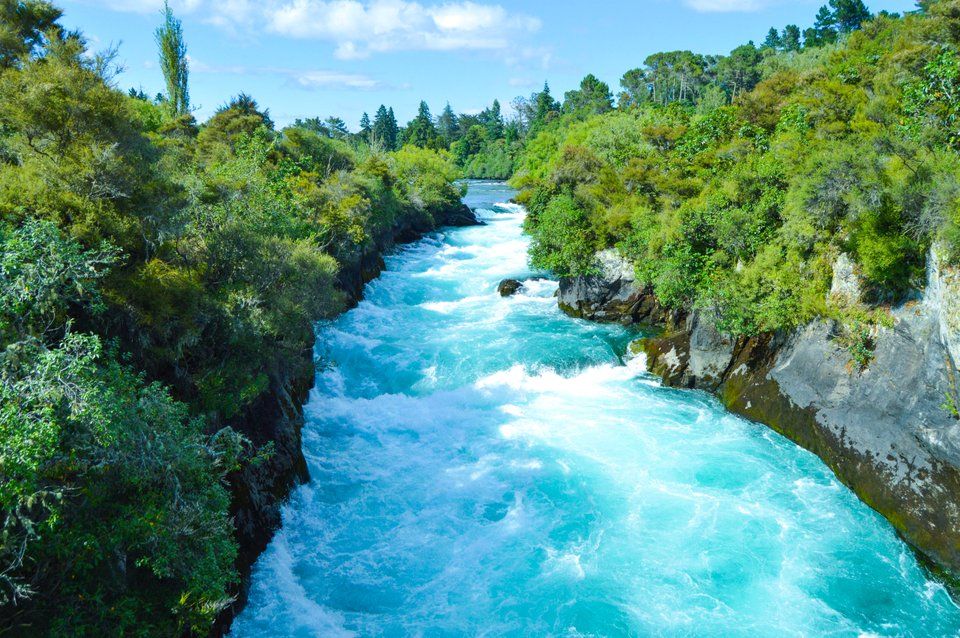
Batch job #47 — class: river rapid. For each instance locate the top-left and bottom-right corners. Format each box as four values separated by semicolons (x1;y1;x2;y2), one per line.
230;181;960;637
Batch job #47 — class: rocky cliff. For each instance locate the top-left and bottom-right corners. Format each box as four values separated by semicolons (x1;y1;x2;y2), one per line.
213;203;480;635
559;247;960;588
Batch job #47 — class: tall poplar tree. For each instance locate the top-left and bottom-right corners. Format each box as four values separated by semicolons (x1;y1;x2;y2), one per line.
155;0;189;116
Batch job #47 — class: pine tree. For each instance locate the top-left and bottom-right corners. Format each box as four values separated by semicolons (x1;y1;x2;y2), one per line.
781;25;802;51
533;82;560;127
359;112;371;135
386;107;399;150
372;105;398;150
404;101;441;149
830;0;871;32
155;0;189;116
437;103;459;145
762;27;782;50
482;99;505;139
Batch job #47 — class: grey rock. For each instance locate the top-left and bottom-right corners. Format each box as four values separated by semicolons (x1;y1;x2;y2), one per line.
830;252;863;304
636;251;960;585
558;249;668;324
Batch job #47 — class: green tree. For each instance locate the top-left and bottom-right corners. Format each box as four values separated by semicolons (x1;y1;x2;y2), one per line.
0;0;61;69
830;0;872;32
763;27;783;49
372;104;399;150
480;99;505;139
154;0;189;117
782;24;802;51
324;115;350;140
563;74;614;115
404;100;442;149
437;102;459;145
716;43;763;99
620;68;651;106
197;93;273;163
359;111;371;140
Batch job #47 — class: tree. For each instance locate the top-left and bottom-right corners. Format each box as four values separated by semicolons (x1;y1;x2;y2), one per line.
782;24;802;51
830;0;871;32
358;111;372;143
404;100;442;149
529;82;560;133
437;102;459;145
620;67;651;107
324;116;350;140
763;27;783;50
196;93;273;164
808;5;839;46
479;99;505;139
155;0;189;117
372;104;399;150
0;0;62;68
563;74;614;115
643;50;709;104
716;43;763;99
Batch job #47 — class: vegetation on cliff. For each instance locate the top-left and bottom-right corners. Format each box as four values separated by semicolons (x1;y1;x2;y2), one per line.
0;1;465;634
514;0;960;340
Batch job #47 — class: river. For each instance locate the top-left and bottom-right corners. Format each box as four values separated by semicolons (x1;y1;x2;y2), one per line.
230;181;960;637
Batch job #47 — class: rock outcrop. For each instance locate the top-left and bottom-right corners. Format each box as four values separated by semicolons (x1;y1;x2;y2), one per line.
445;203;485;228
558;249;672;325
562;247;960;588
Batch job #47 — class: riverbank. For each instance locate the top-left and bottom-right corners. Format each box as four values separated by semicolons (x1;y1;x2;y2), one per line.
556;247;960;592
213;195;479;636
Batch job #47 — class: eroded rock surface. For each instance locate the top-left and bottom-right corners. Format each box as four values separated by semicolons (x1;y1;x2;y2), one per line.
562;248;960;586
558;249;670;325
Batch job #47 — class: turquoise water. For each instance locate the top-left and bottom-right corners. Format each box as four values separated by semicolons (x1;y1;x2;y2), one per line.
231;182;960;637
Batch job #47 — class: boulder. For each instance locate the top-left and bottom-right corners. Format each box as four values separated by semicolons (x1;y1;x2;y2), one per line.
442;204;484;227
498;279;523;297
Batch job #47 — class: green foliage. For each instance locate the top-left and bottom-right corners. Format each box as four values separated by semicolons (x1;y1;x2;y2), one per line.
0;222;243;635
563;74;614;115
515;4;960;339
403;101;443;150
526;194;597;276
0;0;61;69
392;145;464;224
902;49;960;150
0;5;470;634
155;1;188;117
829;304;894;370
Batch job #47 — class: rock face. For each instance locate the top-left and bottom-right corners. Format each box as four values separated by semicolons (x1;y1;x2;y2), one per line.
830;252;864;304
212;357;313;636
558;249;671;325
561;247;960;587
640;283;960;588
498;279;523;297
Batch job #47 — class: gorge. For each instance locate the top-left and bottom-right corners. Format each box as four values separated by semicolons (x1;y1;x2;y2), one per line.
229;182;960;636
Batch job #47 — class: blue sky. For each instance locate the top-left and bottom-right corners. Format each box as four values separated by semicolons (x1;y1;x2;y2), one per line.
60;0;918;128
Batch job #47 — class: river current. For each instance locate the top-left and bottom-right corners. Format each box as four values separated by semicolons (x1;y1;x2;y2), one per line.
231;182;960;637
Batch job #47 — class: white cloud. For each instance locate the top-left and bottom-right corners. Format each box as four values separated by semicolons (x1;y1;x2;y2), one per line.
508;77;535;88
261;0;540;59
188;57;385;90
91;0;541;59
